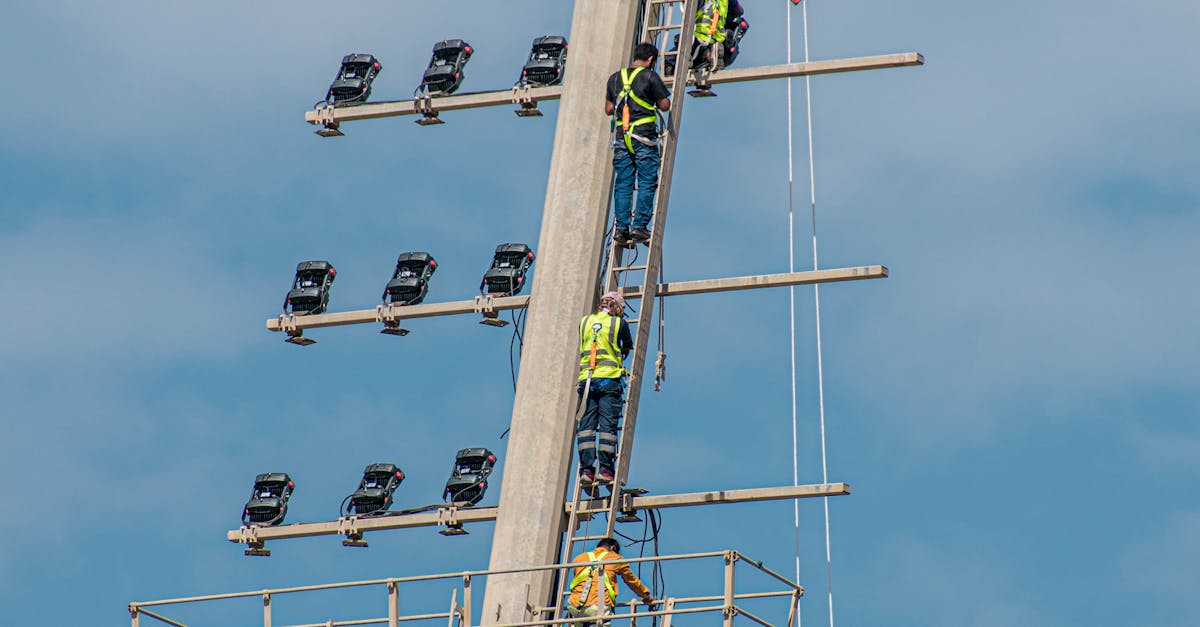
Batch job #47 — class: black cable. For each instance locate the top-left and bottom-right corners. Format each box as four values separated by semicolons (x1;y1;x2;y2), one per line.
509;310;520;392
501;305;529;440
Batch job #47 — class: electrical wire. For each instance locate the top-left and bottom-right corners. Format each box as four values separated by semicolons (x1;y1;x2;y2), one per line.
500;304;529;440
614;507;665;627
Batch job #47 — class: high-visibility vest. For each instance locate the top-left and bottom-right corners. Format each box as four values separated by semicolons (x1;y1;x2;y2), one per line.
578;312;624;381
695;0;729;44
614;67;658;153
569;550;619;607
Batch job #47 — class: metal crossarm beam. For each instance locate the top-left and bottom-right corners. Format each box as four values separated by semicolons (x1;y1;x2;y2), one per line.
570;483;851;515
306;86;564;125
669;51;924;89
621;265;887;299
302;53;922;128
267;294;531;332
265;265;887;333
225;482;850;546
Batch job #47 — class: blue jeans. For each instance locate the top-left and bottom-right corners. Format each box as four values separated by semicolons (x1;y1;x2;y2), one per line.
612;140;661;230
576;378;624;471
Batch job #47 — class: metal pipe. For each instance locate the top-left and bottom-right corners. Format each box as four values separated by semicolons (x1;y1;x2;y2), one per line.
388;581;398;627
736;553;806;592
139;551;733;608
486;604;723;627
264;592;272;627
733;606;773;627
132;608;188;627
723;553;736;627
535;589;793;613
462;575;472;627
285;612;452;627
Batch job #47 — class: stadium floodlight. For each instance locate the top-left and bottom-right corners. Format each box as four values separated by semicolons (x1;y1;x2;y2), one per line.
242;473;295;528
379;252;437;336
443;447;496;507
285;261;336;316
416;39;473;97
345;463;406;516
518;36;567;87
327;53;382;106
481;243;535;297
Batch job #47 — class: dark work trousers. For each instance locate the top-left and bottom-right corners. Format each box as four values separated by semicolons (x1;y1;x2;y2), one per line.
576;379;624;471
612;140;661;231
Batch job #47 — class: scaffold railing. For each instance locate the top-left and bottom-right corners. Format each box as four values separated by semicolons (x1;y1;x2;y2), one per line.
129;549;804;627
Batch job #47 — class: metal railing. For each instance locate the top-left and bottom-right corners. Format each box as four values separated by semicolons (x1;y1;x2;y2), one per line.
129;549;803;627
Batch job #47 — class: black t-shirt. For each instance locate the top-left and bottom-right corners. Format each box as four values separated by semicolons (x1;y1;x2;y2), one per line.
606;66;670;136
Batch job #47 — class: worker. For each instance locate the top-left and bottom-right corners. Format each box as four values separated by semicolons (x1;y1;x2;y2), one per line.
576;292;633;486
605;42;671;246
664;0;732;77
694;0;731;54
567;538;655;627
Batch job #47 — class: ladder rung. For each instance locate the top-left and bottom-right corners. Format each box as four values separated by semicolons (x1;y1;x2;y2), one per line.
647;24;681;32
570;534;610;543
650;0;682;5
614;265;648;272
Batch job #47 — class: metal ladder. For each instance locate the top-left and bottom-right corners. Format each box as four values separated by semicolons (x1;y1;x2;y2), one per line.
601;0;699;525
550;0;700;620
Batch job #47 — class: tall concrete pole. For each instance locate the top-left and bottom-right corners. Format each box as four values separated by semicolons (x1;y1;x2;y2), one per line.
480;1;640;624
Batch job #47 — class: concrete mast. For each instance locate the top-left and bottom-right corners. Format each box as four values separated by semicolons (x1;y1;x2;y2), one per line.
479;1;640;624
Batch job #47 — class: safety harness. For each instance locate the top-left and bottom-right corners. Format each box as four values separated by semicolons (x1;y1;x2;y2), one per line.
569;549;619;609
613;67;658;154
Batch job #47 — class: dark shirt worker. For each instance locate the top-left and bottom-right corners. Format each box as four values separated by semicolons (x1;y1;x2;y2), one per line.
605;42;671;246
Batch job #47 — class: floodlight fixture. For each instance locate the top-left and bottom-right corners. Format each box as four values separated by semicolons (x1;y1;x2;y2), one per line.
517;36;567;87
327;53;382;106
443;447;496;507
284;260;336;316
242;472;295;528
384;252;437;306
481;243;535;297
415;39;473;97
344;463;406;517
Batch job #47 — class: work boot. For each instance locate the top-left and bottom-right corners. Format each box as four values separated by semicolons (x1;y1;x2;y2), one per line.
579;468;595;487
613;227;630;245
629;228;651;244
596;467;615;484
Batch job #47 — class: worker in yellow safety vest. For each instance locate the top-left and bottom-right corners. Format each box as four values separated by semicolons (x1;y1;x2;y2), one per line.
664;0;732;76
567;538;655;627
695;0;730;46
605;43;671;247
575;292;633;486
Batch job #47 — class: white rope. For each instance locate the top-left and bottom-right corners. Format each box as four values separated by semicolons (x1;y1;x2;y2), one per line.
784;0;802;608
798;2;836;626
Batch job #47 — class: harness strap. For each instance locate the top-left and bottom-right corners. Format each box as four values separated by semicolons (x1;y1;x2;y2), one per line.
617;67;659;153
569;550;619;607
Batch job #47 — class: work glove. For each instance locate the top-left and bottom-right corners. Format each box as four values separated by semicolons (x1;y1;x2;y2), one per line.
641;594;655;606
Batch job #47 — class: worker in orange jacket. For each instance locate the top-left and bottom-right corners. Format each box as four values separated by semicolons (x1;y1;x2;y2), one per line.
567;538;655;626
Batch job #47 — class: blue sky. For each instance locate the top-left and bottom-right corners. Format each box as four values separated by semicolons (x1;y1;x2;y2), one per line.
2;1;1197;625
